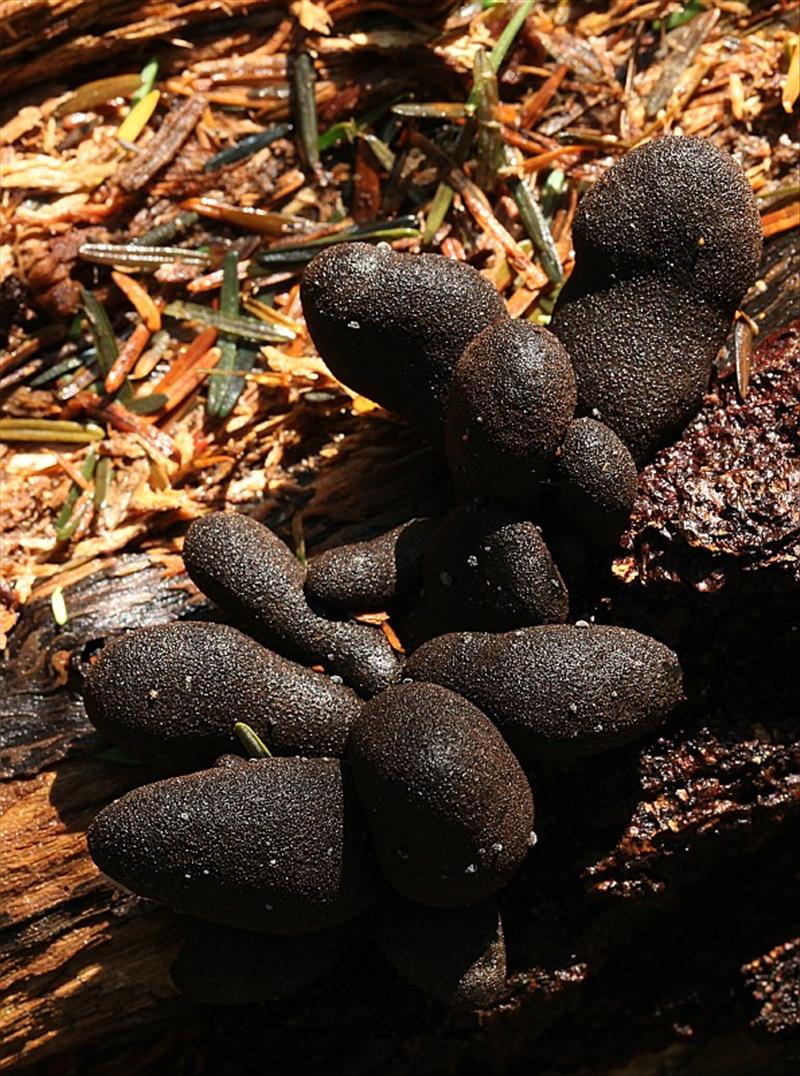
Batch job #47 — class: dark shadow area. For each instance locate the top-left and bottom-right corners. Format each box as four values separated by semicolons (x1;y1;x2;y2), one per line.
15;820;799;1076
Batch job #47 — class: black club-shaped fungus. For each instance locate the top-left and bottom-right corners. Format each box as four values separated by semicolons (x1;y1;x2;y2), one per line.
445;319;576;505
405;624;683;760
171;921;351;1004
182;511;402;697
550;136;762;463
369;898;506;1011
305;517;437;613
406;502;568;646
552;417;639;545
88;757;381;934
83;621;362;761
301;242;508;440
347;682;534;907
77;137;745;1011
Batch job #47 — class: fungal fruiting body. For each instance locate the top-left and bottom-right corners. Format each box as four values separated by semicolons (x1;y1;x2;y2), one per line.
405;625;683;760
182;510;402;697
552;418;638;545
406;502;568;645
300;241;507;439
83;621;361;760
305;517;437;613
88;757;380;934
445;319;576;505
347;682;534;907
76;135;766;1010
369;899;506;1011
550;136;763;463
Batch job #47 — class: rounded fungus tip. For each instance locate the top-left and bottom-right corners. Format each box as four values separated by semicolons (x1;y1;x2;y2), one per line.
405;624;683;760
182;510;403;697
550;135;763;463
83;620;362;761
347;681;534;907
369;898;506;1011
407;502;568;645
553;417;638;544
446;319;576;504
305;517;437;614
88;757;380;934
301;241;508;440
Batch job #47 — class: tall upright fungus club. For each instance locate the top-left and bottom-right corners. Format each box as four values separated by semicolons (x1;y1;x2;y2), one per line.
550;136;762;463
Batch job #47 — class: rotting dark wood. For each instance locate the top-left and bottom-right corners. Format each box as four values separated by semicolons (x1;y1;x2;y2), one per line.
0;1;452;97
618;319;800;593
0;553;206;779
740;229;800;338
742;937;800;1037
0;760;186;1064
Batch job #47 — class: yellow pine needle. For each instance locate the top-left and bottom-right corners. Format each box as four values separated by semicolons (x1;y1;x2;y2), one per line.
51;586;69;626
117;90;160;144
352;395;380;414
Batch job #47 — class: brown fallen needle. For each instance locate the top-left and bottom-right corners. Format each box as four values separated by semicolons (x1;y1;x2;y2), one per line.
118;94;207;192
104;322;152;394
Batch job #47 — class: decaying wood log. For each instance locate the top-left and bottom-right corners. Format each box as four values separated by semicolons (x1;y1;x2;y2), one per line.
0;0;455;95
0;1;277;95
1;0;797;1065
1;556;200;1068
0;764;185;1066
2;307;798;1073
0;554;206;779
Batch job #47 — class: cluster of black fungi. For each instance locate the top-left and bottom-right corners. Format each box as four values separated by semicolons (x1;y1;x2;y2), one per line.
86;137;762;1009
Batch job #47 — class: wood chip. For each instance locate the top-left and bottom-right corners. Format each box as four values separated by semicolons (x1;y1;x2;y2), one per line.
118;94;207;192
